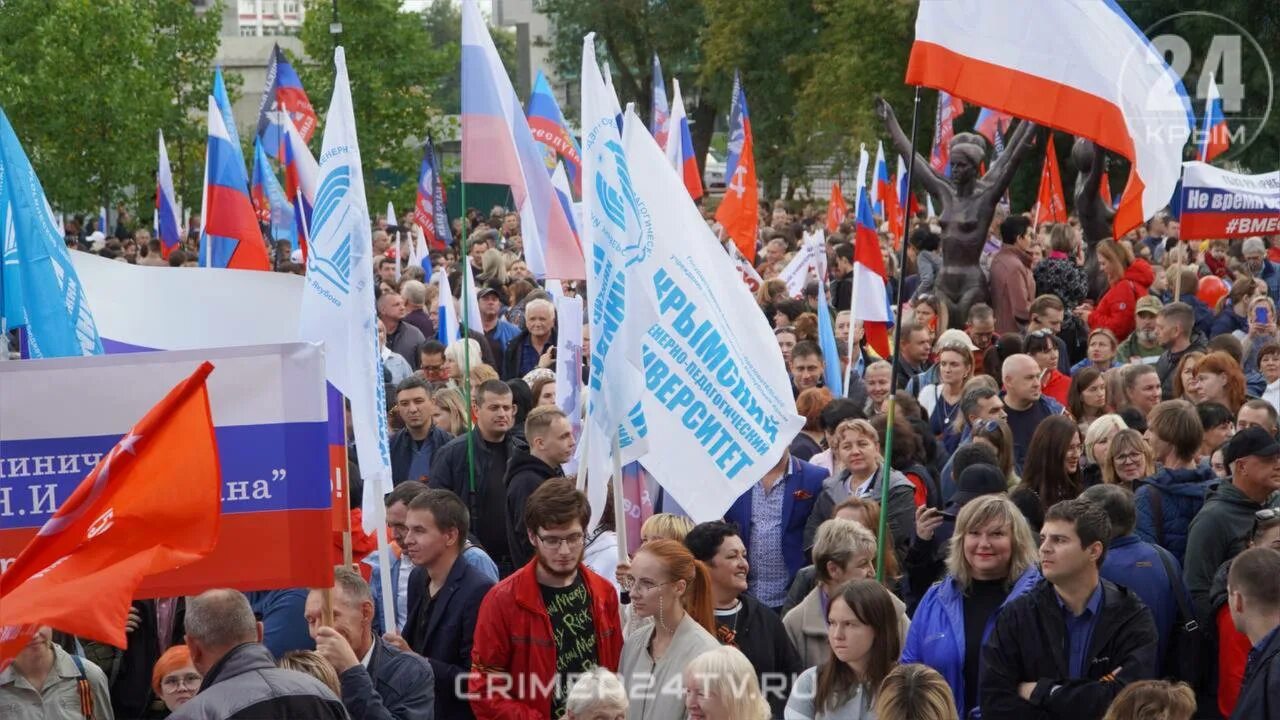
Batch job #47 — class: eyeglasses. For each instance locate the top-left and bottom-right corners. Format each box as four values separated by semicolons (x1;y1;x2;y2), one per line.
536;533;585;549
1114;452;1145;466
630;579;672;595
161;673;202;691
1029;328;1054;338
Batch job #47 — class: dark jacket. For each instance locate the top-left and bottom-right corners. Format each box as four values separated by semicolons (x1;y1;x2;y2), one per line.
386;321;427;370
403;560;494;720
803;465;915;555
402;308;435;342
428;429;524;562
390;426;453;485
717;592;804;719
170;643;348;719
1099;534;1189;673
338;636;435;720
83;599;184;719
1184;482;1271;623
1133;466;1215;563
1210;309;1248;338
500;328;555;380
503;448;562;568
724;456;828;585
1231;626;1280;720
1155;334;1208;399
979;579;1159;720
1175;292;1215;339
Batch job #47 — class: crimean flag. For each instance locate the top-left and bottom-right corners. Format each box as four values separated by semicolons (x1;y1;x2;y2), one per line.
826;181;849;233
975;106;1014;146
651;53;671;149
155;130;182;258
853;188;892;360
1035;134;1068;226
875;142;903;246
1198;75;1230;162
714;71;755;260
200;96;270;271
0;362;221;659
906;1;1192;238
929;91;963;175
665;78;703;202
460;0;582;280
256;44;318;161
414;137;453;249
526;70;583;196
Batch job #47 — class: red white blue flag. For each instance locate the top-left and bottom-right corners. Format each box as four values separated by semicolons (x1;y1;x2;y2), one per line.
651;54;670;149
200;96;270;271
155;130;182;258
255;44;318;161
526;70;582;196
1198;76;1230;162
665;78;703;201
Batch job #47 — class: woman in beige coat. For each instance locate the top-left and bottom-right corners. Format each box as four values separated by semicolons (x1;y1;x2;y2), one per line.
618;539;720;720
783;518;910;668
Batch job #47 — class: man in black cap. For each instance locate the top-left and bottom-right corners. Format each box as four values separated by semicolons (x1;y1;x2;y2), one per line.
905;458;1009;609
1185;427;1280;622
477;281;520;358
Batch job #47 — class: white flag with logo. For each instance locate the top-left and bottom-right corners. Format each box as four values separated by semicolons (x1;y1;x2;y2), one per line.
622;105;803;521
581;34;650;529
298;47;392;533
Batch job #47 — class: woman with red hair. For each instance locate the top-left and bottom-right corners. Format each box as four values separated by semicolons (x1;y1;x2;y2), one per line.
1193;351;1247;413
152;644;202;712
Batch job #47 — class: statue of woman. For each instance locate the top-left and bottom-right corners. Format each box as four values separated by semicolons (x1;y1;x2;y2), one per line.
875;97;1037;325
1071;138;1116;301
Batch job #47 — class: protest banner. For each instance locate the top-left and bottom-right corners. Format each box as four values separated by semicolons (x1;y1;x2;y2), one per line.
0;343;330;596
1179;161;1280;240
621;106;803;522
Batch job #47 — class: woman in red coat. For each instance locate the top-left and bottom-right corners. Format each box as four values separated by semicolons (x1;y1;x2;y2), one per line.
1081;239;1154;343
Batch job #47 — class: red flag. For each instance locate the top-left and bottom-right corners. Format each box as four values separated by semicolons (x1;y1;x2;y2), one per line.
826;182;849;233
0;362;222;658
1034;135;1068;226
715;74;758;262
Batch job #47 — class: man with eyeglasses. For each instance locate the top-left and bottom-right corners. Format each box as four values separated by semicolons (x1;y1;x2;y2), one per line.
965;303;997;371
470;478;621;719
1185;428;1280;623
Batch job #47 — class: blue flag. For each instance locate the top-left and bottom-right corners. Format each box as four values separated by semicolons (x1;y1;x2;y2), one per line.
0;107;103;358
212;66;248;188
816;281;843;392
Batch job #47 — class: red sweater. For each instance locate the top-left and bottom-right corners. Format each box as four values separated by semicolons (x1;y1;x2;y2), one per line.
470;561;622;719
1089;259;1154;343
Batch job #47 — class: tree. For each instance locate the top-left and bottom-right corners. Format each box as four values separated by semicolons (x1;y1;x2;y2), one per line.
296;0;471;212
0;0;225;216
538;0;720;180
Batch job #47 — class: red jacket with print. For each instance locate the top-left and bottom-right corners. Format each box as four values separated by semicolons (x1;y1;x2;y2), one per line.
469;560;622;719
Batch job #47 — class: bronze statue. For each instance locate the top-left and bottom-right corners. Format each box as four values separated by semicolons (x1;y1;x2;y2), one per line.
875;96;1037;326
1071;138;1116;301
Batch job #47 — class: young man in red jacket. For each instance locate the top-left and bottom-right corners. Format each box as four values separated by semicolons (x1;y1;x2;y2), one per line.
469;478;622;719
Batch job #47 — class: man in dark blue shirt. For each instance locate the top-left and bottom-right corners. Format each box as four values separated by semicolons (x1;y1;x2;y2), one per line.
980;498;1158;720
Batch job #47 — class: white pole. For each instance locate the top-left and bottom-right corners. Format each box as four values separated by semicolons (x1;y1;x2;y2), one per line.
374;520;396;635
611;433;628;566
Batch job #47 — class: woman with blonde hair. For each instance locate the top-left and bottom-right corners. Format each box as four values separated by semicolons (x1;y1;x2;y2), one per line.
641;513;696;544
785;579;902;720
784;519;911;668
1103;428;1155;490
901;495;1040;718
873;663;960;720
278;650;342;697
443;338;483;383
477;246;509;285
1082;413;1128;487
683;646;771;720
431;386;469;435
805;419;916;555
620;539;720;719
1100;679;1195;720
563;667;628;720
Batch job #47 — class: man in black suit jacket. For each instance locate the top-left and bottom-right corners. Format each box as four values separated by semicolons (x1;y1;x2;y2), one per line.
384;489;494;720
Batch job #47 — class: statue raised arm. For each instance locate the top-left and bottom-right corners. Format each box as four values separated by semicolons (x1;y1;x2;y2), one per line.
875;96;1038;326
1072;138;1117;300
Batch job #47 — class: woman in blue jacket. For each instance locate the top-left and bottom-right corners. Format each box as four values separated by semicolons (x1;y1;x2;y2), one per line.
900;495;1040;719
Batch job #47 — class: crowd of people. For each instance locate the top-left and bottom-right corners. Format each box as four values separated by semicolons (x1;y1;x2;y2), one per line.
3;198;1280;720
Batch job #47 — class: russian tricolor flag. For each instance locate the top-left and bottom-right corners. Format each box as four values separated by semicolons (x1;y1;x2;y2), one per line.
200;95;270;271
665;78;703;202
256;44;318;161
1198;75;1230;162
874;142;902;245
853;188;892;360
155;131;182;258
281;112;317;261
460;0;582;280
906;1;1192;238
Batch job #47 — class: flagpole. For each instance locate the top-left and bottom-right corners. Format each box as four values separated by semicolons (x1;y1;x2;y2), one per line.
458;139;478;540
877;86;923;583
844;147;866;396
611;433;629;567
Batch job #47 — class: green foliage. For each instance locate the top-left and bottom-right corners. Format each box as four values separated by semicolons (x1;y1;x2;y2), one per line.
297;0;458;212
0;0;225;215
